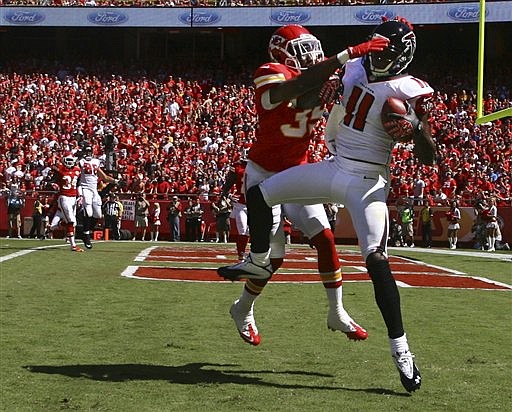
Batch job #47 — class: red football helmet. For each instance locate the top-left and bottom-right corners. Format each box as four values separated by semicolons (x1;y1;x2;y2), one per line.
268;25;324;71
62;152;76;168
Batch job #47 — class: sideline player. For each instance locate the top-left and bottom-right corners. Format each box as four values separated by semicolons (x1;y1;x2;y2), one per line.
78;144;119;249
220;24;388;347
222;155;250;260
50;153;83;252
219;18;432;392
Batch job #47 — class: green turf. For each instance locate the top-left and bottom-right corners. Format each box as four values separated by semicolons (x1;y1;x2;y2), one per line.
0;240;511;411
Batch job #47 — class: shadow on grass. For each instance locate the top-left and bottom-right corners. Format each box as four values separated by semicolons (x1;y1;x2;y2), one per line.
24;363;408;396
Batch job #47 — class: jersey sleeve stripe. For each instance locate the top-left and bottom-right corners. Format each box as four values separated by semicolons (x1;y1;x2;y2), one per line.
254;73;286;89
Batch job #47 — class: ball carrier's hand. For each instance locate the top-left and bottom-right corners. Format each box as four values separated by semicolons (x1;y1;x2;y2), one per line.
383;101;422;141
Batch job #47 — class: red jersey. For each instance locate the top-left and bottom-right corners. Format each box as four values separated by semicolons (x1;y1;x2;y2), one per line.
249;62;323;172
233;161;247;204
56;165;81;197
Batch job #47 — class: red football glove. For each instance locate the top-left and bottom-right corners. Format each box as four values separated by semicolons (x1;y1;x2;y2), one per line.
319;74;340;105
347;37;389;59
383;101;421;140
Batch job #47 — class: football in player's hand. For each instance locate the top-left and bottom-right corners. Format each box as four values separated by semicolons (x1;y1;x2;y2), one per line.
381;97;413;142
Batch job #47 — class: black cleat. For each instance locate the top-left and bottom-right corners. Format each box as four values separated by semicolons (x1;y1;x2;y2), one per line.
392;351;422;392
83;233;93;249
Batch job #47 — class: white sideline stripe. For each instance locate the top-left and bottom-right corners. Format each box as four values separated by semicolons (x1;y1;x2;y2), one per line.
388;246;512;261
0;249;35;262
0;243;70;262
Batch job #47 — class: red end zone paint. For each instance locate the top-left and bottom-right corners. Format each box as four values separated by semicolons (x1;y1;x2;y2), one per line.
122;246;512;290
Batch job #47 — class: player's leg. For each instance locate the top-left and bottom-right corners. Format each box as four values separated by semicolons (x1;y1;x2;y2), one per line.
285;202;368;341
234;203;250;259
229;207;286;346
218;161;285;280
343;174;421;392
218;161;333;281
81;189;94;249
61;196;82;252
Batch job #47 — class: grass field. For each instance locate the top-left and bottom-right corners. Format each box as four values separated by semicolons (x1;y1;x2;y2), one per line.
0;239;511;411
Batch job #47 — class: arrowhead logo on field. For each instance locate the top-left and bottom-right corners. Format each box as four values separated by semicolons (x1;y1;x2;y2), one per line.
121;245;511;291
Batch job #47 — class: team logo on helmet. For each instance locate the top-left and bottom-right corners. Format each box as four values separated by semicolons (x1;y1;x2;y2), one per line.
268;24;324;71
63;153;76;168
364;20;416;79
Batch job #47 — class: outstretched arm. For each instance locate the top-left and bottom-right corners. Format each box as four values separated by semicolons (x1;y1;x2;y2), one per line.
98;167;118;184
269;37;389;104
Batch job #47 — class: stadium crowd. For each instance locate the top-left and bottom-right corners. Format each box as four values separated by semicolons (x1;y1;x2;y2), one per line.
0;58;510;209
0;0;492;7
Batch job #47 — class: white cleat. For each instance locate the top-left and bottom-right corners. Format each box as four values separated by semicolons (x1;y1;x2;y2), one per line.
327;309;368;341
229;300;261;346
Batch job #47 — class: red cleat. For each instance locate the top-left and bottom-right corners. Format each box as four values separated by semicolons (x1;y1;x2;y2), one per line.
230;300;261;346
327;310;368;341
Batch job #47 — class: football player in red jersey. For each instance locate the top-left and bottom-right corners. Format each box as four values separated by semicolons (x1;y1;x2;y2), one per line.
219;18;431;392
221;24;388;348
50;153;84;252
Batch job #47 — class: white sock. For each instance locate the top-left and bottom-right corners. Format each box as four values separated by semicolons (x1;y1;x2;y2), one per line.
453;237;457;247
325;284;342;305
237;288;257;312
325;286;351;321
390;333;410;354
250;250;271;266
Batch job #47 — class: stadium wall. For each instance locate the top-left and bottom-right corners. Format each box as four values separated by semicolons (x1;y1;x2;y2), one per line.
0;3;511;27
2;197;511;247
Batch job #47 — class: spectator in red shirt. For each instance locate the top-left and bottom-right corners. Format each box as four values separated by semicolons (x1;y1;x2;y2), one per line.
441;171;457;199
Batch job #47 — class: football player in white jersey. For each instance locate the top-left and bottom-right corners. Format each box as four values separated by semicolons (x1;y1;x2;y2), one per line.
78;144;119;249
219;18;433;393
219;25;388;347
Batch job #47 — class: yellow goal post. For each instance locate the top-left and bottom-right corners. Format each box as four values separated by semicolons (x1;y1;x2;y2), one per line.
476;0;512;124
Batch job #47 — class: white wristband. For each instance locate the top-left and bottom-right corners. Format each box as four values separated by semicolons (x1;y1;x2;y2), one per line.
336;50;350;66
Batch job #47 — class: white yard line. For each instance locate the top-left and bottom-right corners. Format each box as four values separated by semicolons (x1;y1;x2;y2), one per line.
0;242;70;263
